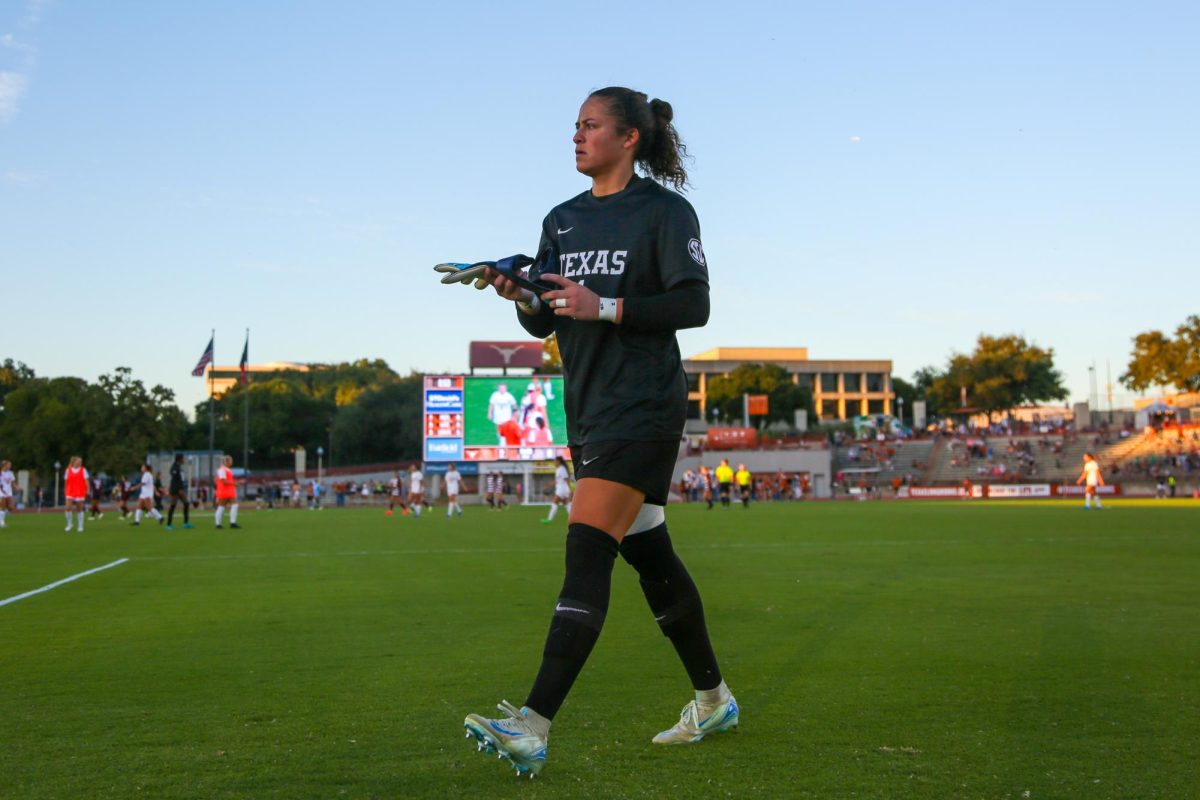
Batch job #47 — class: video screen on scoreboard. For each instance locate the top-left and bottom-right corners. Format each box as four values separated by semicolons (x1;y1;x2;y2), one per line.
424;375;567;462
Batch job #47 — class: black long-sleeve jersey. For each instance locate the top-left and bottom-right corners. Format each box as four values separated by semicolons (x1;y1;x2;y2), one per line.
518;176;710;445
169;462;186;493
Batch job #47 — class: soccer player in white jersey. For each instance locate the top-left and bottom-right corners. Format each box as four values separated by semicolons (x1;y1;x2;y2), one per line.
407;464;424;518
542;456;573;524
488;383;519;454
132;463;164;525
444;464;464;517
0;460;16;528
1076;452;1105;509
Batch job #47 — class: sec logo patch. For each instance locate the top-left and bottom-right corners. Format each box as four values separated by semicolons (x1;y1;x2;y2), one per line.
688;238;706;266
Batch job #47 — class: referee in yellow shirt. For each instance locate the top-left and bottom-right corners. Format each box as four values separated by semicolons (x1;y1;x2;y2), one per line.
735;464;752;509
715;458;734;509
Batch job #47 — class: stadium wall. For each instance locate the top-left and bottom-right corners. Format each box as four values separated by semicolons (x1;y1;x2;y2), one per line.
674;448;833;499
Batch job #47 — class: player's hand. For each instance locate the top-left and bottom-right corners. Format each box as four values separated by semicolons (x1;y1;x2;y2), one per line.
540;274;599;320
482;267;534;303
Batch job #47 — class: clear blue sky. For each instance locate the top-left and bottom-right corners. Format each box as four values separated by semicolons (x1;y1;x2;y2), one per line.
3;0;1196;418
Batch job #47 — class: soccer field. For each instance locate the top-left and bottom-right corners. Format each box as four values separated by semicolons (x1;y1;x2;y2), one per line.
1;500;1196;799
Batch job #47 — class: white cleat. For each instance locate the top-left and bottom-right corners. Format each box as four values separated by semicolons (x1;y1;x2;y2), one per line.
463;700;548;777
652;694;740;745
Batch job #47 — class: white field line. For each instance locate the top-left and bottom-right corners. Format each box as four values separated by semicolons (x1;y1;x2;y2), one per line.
0;558;130;608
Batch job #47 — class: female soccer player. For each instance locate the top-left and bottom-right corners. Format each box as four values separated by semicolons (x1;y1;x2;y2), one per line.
165;453;193;529
88;473;104;521
542;455;572;524
214;456;240;528
131;462;164;526
0;460;16;528
462;87;736;778
444;463;464;518
407;464;424;518
1076;452;1105;509
63;456;89;532
386;470;408;516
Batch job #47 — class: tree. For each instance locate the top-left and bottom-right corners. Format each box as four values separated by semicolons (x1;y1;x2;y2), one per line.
0;359;36;401
189;378;336;468
1121;315;1200;393
303;359;404;406
891;376;917;418
330;375;423;463
0;377;92;479
706;363;813;427
537;335;563;374
86;368;188;475
929;334;1067;421
889;366;947;422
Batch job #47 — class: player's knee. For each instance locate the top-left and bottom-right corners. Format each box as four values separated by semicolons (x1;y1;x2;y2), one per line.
544;524;618;658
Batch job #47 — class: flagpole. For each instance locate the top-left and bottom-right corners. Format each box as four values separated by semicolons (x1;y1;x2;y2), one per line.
208;328;215;485
242;328;249;480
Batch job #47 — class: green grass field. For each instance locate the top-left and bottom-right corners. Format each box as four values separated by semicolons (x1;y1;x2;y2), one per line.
1;499;1197;799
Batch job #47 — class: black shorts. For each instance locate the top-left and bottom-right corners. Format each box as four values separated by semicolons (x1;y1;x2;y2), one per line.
569;439;678;506
718;481;732;496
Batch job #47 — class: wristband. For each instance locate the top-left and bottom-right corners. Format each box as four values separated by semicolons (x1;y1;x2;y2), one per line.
516;293;542;314
598;297;618;323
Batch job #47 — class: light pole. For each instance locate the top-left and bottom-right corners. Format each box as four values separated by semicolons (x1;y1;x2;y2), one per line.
711;406;719;427
317;446;324;481
188;455;196;506
897;396;905;428
53;460;61;508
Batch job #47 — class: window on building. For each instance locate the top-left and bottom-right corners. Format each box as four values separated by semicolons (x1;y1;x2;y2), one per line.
866;373;885;392
687;399;702;419
867;398;886;415
686;372;701;392
843;373;861;392
793;373;814;391
819;373;839;393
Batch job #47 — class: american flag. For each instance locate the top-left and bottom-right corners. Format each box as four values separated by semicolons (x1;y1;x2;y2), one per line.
239;335;249;385
192;336;214;377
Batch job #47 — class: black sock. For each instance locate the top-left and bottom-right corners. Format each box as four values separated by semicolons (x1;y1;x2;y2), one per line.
167;504;175;525
620;523;723;691
524;523;619;720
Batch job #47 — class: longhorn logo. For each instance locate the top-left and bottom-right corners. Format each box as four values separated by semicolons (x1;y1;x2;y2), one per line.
489;345;524;365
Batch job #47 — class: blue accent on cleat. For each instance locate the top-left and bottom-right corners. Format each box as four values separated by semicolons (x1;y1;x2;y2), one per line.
463;701;547;776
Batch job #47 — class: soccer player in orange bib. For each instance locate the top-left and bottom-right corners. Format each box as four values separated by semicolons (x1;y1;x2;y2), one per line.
64;456;90;532
214;456;241;529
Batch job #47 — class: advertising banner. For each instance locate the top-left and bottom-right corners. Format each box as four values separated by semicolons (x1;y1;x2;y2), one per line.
902;487;969;498
986;483;1051;498
1056;485;1119;496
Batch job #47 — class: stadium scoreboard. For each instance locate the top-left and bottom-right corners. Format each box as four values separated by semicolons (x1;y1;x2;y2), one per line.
423;375;568;462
